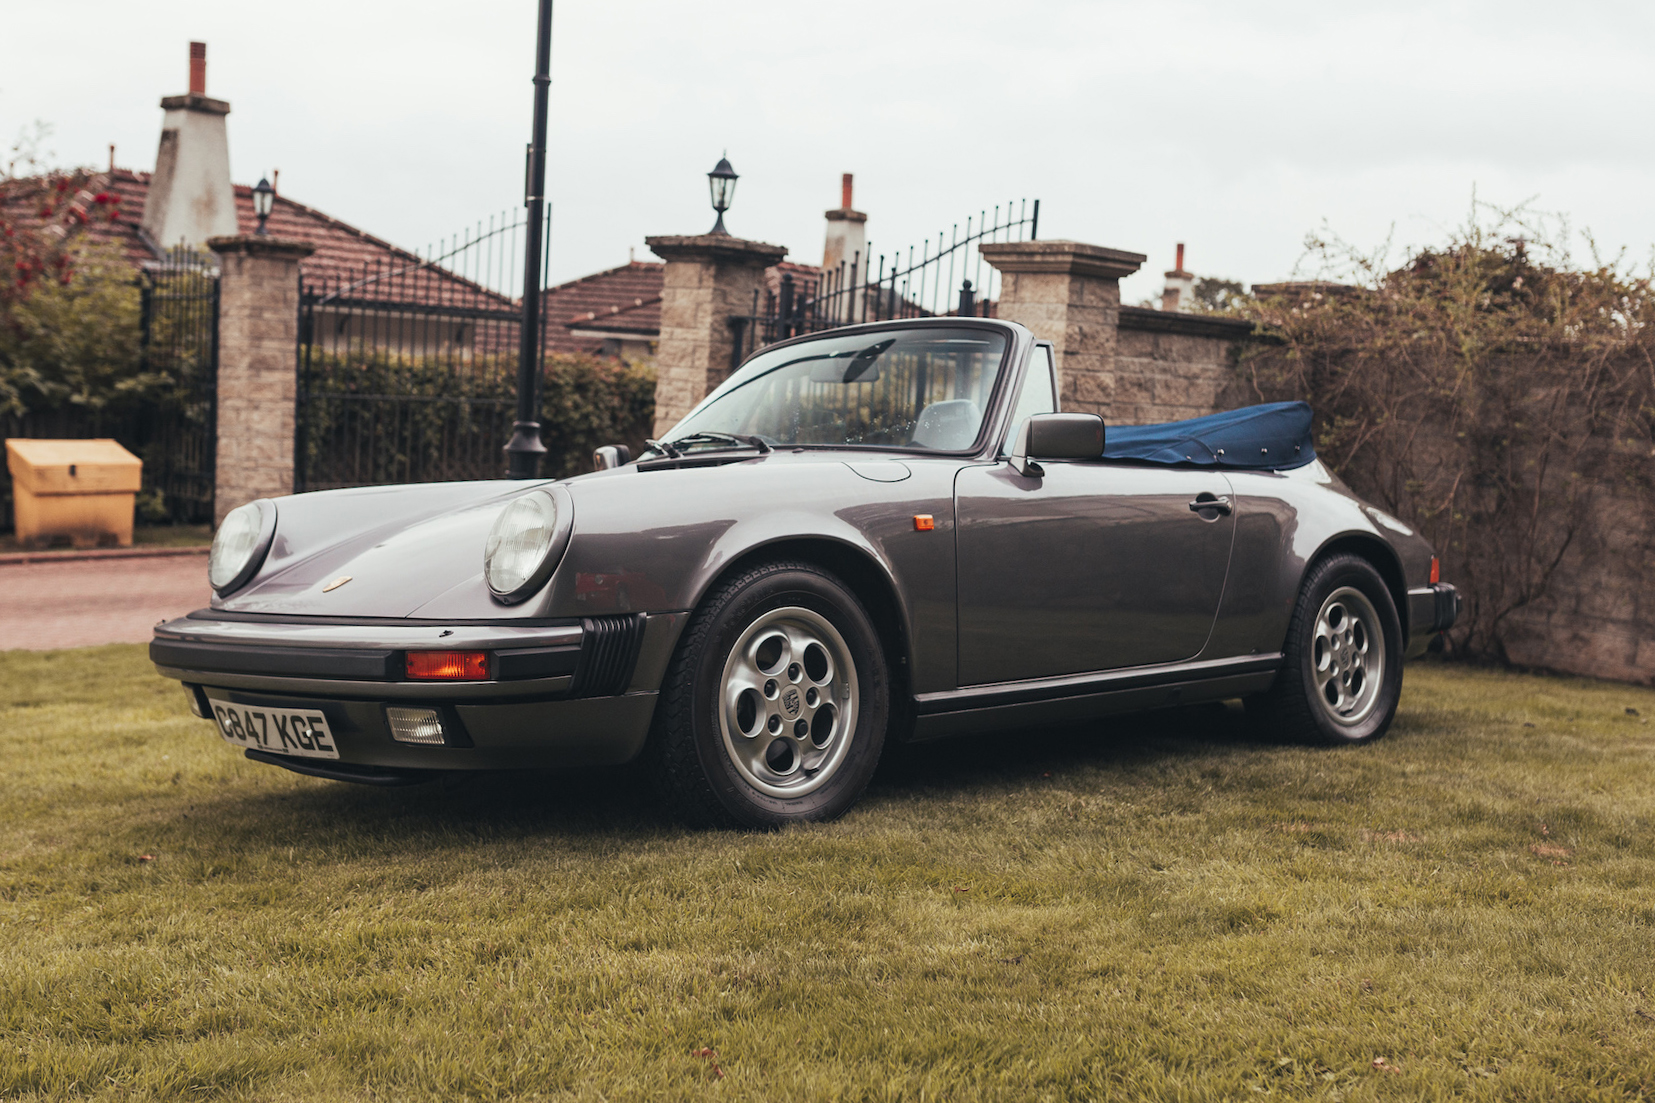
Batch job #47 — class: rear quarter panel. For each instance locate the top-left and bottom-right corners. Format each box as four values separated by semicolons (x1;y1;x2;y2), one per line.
1201;463;1430;658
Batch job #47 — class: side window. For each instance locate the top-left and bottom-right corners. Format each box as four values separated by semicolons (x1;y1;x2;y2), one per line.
1002;345;1057;453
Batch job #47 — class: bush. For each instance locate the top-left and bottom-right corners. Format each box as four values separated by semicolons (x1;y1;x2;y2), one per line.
0;242;148;418
296;348;654;489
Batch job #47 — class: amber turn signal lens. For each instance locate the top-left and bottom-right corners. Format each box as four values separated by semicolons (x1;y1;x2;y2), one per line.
406;650;489;681
913;514;935;531
1429;556;1440;585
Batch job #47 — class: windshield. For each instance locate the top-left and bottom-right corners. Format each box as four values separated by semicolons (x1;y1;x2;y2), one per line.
667;326;1009;452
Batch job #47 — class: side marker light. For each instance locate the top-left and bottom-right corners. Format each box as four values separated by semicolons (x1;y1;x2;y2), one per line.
406;650;490;681
1429;556;1440;584
914;514;935;531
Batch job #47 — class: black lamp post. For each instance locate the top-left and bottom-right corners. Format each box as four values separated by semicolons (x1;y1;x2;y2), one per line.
505;0;554;479
707;155;738;235
252;176;274;235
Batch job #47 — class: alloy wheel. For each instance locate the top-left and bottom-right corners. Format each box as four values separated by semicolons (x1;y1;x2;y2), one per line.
1309;585;1385;727
718;605;859;798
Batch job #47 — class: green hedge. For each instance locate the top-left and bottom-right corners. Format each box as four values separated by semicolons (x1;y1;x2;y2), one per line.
296;349;655;490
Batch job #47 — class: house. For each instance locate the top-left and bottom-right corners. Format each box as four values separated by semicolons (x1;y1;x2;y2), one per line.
8;42;1203;369
0;43;734;363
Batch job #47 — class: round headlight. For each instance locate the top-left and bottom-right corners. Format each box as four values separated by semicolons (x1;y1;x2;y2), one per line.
484;490;560;601
209;500;276;594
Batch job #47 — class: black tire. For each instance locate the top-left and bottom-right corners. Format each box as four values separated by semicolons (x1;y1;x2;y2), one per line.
1248;553;1403;745
648;560;891;828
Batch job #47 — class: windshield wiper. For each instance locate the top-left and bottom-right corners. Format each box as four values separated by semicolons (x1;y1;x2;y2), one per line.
653;431;773;456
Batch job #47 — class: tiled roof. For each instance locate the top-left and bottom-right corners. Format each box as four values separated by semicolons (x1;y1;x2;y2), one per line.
565;295;662;338
0;169;154;270
3;170;841;357
545;261;664;352
2;168;505;308
765;260;824;296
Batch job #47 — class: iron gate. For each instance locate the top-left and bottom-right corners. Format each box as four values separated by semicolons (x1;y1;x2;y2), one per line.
728;199;1039;371
295;206;549;492
138;246;220;523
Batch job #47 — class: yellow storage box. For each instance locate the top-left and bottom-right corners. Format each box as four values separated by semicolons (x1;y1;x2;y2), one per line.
5;438;143;549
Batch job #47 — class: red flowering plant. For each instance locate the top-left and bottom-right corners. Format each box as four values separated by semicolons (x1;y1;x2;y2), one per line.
0;125;122;304
2;124;145;419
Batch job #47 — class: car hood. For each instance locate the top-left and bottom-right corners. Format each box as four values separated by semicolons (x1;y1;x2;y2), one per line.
214;479;554;619
213;449;953;621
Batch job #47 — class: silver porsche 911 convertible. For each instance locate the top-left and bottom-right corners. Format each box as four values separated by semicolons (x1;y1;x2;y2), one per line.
152;317;1459;826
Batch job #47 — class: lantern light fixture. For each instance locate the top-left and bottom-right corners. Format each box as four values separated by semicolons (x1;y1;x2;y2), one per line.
707;154;738;236
252;176;275;235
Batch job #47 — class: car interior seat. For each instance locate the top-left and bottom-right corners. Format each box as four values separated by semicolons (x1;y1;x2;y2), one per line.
909;400;982;450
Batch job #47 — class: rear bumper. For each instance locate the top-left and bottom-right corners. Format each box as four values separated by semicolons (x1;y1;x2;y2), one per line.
1405;583;1461;657
151;609;683;773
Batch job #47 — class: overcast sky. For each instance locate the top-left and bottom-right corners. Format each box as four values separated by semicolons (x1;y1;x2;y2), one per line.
5;0;1652;305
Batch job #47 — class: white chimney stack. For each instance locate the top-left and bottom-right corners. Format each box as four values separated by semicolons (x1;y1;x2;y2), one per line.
822;173;867;280
1161;242;1195;313
141;42;238;251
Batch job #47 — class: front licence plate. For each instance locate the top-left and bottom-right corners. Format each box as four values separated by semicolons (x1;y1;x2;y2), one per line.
206;695;340;760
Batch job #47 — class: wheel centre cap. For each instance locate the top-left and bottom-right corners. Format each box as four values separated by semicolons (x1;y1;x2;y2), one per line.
781;686;802;718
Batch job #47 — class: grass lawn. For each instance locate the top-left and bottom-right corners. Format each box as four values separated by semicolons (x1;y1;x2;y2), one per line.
3;647;1655;1101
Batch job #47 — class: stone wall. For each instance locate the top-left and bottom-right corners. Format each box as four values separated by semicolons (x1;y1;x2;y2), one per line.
1113;307;1253;424
1497;482;1655;684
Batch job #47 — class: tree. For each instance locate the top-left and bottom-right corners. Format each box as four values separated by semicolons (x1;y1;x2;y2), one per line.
1192;276;1246;313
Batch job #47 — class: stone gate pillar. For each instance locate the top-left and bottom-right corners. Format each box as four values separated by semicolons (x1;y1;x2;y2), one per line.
645;234;787;437
980;240;1145;420
207;234;314;523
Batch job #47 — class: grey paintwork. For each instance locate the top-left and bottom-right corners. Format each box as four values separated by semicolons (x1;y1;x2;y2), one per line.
153;317;1446;770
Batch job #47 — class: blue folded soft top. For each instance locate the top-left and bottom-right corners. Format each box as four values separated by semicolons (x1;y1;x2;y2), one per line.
1103;401;1316;470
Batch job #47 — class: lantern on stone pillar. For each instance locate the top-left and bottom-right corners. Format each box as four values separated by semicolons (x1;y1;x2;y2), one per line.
252;176;275;235
707;155;738;236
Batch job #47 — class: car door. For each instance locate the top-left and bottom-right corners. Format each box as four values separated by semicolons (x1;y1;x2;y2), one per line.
954;347;1237;685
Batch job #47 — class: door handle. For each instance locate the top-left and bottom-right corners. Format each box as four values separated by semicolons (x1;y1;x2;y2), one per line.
1189;494;1232;517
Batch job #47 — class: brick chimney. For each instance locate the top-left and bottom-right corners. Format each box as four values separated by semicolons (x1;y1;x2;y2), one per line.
1161;242;1195;313
822;173;868;282
141;42;238;251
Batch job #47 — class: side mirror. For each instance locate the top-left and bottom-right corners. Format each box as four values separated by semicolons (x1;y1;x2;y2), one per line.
1009;413;1104;477
592;445;632;470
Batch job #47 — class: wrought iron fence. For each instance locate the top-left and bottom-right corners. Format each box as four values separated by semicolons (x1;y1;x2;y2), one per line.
295;205;549;492
137;246;220;522
728;198;1039;371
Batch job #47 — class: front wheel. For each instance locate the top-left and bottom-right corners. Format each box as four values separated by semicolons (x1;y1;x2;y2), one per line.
1249;553;1403;745
649;561;890;827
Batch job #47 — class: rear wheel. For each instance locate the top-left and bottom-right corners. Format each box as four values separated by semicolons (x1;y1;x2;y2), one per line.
1249;553;1403;744
649;561;890;827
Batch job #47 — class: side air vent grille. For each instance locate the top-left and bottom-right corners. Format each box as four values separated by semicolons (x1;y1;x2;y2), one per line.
571;614;646;697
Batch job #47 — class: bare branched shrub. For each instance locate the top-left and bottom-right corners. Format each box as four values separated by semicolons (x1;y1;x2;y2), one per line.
1233;203;1655;664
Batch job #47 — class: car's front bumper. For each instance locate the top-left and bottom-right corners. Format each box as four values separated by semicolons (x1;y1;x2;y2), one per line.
151;609;684;779
1405;582;1461;657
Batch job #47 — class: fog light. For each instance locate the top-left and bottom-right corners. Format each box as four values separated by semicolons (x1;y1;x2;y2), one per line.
386;707;446;745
